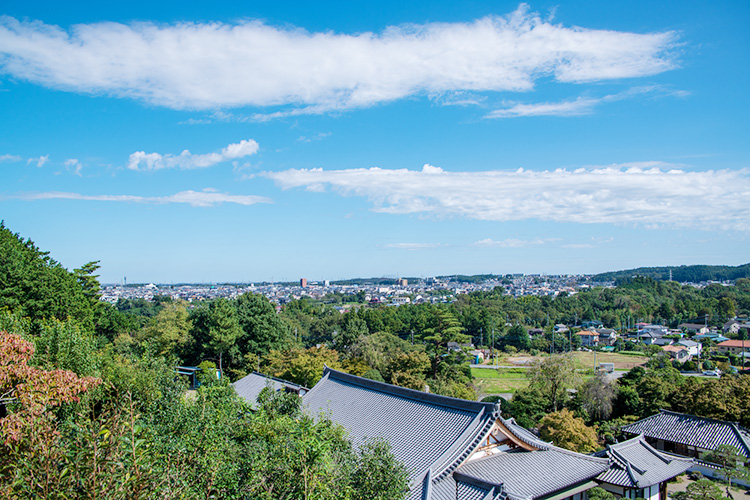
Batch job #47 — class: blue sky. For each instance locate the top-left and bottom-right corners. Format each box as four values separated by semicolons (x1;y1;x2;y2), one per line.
1;0;748;283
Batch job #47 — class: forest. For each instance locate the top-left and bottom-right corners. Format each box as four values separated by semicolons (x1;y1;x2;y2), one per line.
2;221;750;496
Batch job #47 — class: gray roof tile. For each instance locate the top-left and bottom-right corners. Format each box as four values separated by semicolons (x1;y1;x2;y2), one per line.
453;434;609;500
233;371;306;405
595;435;693;488
303;367;498;494
622;410;750;458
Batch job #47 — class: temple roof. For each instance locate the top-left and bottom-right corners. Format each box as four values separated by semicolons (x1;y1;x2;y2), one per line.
233;371;307;405
453;427;609;500
302;367;498;498
595;435;693;488
622;410;750;458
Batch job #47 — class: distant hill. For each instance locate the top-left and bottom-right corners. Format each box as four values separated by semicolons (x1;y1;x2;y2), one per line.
591;263;750;284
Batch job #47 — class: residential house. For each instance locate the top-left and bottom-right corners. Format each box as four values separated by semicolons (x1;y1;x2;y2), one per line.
674;340;702;357
679;323;710;335
716;339;750;355
652;338;673;347
554;324;569;334
595;435;693;500
661;345;691;363
594;328;617;346
640;333;664;346
723;320;741;335
693;333;729;343
577;330;599;347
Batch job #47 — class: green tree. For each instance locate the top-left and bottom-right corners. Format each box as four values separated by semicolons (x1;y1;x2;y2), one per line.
0;222;94;329
204;298;242;375
527;353;580;411
704;445;749;488
421;309;469;378
505;324;531;351
674;479;724;500
235;292;292;356
142;301;192;358
538;408;599;453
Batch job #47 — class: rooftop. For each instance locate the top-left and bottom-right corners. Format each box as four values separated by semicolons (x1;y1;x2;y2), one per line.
622;410;750;458
595;435;693;488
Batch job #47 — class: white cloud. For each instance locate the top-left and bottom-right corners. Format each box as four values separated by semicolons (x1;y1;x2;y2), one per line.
0;6;678;112
264;163;750;231
64;158;82;176
27;155;49;167
12;189;271;207
0;154;22;162
127;138;259;171
384;243;442;250
474;238;558;248
486;85;688;118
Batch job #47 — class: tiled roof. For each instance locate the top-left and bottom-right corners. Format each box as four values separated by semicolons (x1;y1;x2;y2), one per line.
595;435;693;488
233;371;306;405
622;410;750;458
302;367;498;498
454;443;608;500
717;340;750;348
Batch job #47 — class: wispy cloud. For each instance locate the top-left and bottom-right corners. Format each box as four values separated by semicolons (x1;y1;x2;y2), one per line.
474;238;558;248
264;163;750;231
27;155;49;167
486;85;688;118
0;154;22;163
64;158;82;176
297;132;332;143
384;243;443;250
11;189;271;207
0;6;678;112
127;139;259;171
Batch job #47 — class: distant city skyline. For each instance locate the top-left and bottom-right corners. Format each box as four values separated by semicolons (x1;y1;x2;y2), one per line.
1;0;748;283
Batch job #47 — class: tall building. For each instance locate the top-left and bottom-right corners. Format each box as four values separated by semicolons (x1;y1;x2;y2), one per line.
398;278;408;287
300;278;307;288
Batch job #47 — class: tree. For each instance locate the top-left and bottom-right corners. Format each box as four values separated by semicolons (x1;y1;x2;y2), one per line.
235;292;292;356
0;222;94;329
704;445;749;488
527;353;580;411
204;299;242;375
580;371;616;422
142;302;192;358
421;309;469;378
674;479;723;500
505;324;531;351
337;313;369;351
538;408;599;453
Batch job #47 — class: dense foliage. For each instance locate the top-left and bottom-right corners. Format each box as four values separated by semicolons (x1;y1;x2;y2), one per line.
591;263;750;285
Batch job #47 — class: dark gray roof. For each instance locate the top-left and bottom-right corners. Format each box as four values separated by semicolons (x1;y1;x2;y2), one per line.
233;371;307;405
303;367;498;499
454;444;608;500
595;435;693;488
622;410;750;458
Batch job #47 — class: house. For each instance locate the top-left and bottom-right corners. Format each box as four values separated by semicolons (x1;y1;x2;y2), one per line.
554;324;569;333
639;325;669;336
661;345;691;363
679;323;710;335
593;328;618;346
622;410;750;461
652;338;673;347
723;320;741;334
693;333;729;343
595;435;693;500
716;339;750;355
233;371;308;405
302;367;610;500
577;331;599;347
674;339;702;357
639;333;664;346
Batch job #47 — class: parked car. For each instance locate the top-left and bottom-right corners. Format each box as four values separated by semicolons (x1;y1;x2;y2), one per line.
702;370;721;377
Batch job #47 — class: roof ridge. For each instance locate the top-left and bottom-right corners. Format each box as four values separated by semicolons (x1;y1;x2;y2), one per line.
250;370;307;389
321;366;498;414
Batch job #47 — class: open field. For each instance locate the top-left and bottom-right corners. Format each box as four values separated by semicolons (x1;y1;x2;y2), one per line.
472;351;648;396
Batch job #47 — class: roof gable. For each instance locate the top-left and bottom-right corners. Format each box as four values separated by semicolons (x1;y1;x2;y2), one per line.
622;410;750;458
596;435;693;488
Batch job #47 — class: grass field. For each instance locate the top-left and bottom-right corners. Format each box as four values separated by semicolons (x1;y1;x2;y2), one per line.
472;351;648;396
